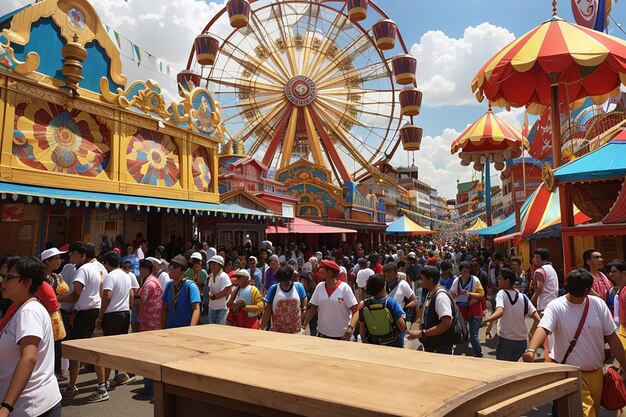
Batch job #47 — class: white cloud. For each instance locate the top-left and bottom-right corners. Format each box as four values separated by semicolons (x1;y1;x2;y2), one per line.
1;0;230;101
411;23;516;107
0;1;24;16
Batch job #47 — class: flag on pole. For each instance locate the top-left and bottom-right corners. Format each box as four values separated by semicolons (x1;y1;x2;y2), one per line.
133;44;142;65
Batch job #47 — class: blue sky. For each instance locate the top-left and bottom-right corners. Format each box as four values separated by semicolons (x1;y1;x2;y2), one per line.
2;0;625;199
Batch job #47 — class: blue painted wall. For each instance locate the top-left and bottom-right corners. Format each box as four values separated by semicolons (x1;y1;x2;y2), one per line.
11;18;122;93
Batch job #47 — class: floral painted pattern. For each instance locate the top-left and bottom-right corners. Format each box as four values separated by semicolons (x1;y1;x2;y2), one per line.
13;101;110;176
127;129;180;187
191;146;212;192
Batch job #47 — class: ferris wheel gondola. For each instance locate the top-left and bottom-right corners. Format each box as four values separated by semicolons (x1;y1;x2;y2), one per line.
183;0;422;185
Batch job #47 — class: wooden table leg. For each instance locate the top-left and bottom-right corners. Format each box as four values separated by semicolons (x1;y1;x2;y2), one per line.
153;381;175;417
556;371;583;417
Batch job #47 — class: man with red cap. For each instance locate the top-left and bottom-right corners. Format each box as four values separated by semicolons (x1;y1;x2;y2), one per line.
302;259;358;340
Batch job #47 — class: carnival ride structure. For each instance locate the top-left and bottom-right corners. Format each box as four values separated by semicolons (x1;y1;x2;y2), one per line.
181;0;422;226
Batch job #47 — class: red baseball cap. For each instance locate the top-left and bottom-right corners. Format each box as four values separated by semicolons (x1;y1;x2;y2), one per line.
319;259;340;273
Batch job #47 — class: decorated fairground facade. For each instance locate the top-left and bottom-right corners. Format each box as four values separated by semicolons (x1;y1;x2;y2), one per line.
0;0;273;256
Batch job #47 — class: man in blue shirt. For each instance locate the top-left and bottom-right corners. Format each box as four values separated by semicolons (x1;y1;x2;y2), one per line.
161;255;201;329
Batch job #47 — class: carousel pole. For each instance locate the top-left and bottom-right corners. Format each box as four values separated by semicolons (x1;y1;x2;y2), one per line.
550;80;574;274
485;158;492;226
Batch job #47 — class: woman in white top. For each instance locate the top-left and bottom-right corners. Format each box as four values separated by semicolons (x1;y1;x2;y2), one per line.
483;268;541;362
0;256;61;417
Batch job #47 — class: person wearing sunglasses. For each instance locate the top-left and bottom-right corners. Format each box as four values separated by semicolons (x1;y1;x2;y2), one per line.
0;256;62;417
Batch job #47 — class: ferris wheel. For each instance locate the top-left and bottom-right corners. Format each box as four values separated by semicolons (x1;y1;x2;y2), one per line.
180;0;422;185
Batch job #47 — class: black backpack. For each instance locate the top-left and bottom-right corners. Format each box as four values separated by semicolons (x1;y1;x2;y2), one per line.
423;289;468;348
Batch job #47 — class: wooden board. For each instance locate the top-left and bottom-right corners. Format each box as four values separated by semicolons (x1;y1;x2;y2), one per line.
169;325;568;383
62;325;582;416
62;328;243;380
161;346;482;417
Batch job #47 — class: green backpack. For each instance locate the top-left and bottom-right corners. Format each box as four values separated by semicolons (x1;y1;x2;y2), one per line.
362;297;402;347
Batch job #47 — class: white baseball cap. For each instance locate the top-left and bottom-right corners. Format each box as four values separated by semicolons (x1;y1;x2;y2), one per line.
233;269;250;280
190;252;203;261
209;255;225;266
40;247;67;261
145;257;161;265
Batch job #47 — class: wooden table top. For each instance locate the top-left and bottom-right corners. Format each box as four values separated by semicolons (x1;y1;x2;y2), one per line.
63;325;580;417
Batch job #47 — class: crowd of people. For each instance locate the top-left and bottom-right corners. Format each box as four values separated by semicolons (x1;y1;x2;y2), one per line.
1;235;626;416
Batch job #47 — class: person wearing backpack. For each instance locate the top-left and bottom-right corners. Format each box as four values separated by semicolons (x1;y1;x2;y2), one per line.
483;268;541;362
407;265;455;354
450;261;485;357
359;275;406;348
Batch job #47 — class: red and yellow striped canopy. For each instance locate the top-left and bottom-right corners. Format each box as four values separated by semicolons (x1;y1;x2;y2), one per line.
472;16;626;114
520;183;591;236
450;108;527;154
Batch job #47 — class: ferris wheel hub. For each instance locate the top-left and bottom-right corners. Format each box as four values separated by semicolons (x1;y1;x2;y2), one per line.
284;76;317;107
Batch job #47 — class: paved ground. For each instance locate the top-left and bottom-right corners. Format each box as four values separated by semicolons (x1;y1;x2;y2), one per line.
58;322;618;417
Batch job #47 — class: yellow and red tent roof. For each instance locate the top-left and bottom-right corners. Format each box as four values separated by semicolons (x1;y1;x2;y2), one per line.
386;216;435;235
519;184;591;236
450;108;527;154
472;15;626;114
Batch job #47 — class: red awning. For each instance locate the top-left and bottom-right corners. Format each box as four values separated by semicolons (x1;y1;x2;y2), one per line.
603;179;626;224
266;217;357;234
266;224;290;234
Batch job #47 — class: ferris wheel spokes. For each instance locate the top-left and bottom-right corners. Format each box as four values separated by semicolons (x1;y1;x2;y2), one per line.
218;38;288;86
310;30;373;82
315;60;388;91
247;9;294;79
311;103;385;180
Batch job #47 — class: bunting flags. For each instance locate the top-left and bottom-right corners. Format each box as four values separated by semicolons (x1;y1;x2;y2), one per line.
133;44;141;66
103;23;178;78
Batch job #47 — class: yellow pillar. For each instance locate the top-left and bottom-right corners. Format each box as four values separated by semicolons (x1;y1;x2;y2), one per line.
0;77;16;178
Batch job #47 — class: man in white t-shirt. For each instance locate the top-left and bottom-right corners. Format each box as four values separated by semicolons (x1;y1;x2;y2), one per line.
383;263;416;311
57;241;102;398
523;269;626;417
483;268;541;362
355;258;374;302
207;255;232;325
530;248;559;313
89;251;134;403
302;260;358;340
407;265;453;354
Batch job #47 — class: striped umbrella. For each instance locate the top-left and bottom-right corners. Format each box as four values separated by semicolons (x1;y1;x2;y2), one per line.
450;107;528;171
471;10;626;168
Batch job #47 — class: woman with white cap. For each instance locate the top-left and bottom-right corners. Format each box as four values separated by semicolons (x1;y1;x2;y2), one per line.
226;269;263;329
40;248;70;380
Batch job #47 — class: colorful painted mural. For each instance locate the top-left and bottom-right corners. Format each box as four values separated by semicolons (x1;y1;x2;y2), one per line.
13;101;110;177
276;159;329;183
192;145;212;192
126;129;180;188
